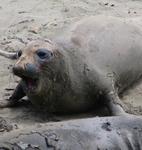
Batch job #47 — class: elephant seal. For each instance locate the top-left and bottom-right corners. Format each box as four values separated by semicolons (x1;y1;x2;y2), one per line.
1;15;142;116
0;116;142;149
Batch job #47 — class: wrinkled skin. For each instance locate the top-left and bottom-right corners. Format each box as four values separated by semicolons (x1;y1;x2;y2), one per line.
1;116;142;150
1;15;142;115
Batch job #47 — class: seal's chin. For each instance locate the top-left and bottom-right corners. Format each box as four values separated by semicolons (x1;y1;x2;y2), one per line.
22;76;39;93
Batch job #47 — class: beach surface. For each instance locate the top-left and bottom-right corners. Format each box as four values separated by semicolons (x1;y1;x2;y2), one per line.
0;0;141;135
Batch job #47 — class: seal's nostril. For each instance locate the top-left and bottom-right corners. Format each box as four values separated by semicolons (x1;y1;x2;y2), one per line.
12;65;23;75
12;66;17;74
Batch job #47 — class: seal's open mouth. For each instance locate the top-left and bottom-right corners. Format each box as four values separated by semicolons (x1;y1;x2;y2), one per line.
22;76;39;92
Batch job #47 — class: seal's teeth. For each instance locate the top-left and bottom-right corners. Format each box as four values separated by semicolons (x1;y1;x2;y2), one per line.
23;77;38;93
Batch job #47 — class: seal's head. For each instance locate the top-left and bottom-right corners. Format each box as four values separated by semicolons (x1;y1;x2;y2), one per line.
13;39;63;95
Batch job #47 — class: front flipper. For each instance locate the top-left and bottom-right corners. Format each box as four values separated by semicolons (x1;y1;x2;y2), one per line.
0;81;26;108
0;49;19;60
101;73;128;116
106;91;128;116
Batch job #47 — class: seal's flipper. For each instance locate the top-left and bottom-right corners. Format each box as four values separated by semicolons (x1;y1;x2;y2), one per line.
0;81;26;108
106;91;127;116
8;81;26;106
0;49;19;60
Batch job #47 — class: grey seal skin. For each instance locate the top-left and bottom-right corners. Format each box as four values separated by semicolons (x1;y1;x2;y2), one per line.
1;15;142;115
0;49;19;59
1;116;142;149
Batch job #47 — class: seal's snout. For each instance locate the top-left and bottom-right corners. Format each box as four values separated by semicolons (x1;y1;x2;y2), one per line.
12;65;24;77
13;63;39;93
25;63;38;77
13;63;38;79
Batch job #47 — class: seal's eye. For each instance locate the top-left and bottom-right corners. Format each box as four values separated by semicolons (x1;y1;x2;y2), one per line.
36;48;53;60
37;51;46;59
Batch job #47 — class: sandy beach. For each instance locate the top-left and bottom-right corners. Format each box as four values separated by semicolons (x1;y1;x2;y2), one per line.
0;0;141;135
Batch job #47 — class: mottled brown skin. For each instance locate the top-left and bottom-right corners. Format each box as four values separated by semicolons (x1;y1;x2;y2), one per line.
1;15;142;115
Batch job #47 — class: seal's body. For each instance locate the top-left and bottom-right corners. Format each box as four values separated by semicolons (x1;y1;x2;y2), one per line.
1;116;142;149
2;15;142;115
